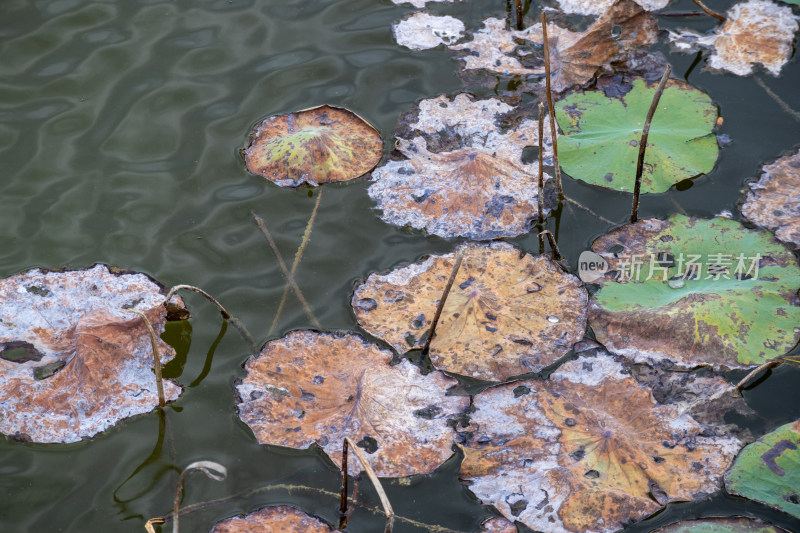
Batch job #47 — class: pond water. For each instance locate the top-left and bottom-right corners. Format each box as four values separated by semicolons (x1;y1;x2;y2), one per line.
1;0;800;531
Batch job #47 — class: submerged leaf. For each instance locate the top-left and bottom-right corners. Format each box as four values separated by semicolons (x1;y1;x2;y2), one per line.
243;105;382;187
652;517;789;532
588;215;800;369
393;12;465;51
668;0;798;76
0;265;182;443
352;242;587;381
725;420;800;519
555;78;719;193
234;330;468;477
459;353;743;533
210;505;337;532
369;94;551;239
740;147;800;249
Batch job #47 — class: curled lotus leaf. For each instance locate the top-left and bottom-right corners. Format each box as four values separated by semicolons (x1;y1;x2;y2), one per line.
459;353;743;533
234;330;469;477
352;241;588;381
652;517;789;533
555;78;719;193
725;420;800;520
210;505;338;533
588;214;800;369
0;265;182;443
448;0;658;92
369;93;552;240
243;105;382;187
740;147;800;249
393;12;465;51
668;0;798;76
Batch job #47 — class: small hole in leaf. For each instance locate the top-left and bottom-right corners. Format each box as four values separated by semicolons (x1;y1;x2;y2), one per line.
521;146;540;164
584;470;600;479
357;436;379;454
786;493;800;505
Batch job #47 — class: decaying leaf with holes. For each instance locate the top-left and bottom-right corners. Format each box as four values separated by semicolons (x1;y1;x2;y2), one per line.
210;505;338;533
0;265;183;443
243;105;382;187
234;330;468;477
369;93;551;240
725;420;800;520
740;147;800;250
652;517;790;533
588;215;800;369
448;0;658;93
459;354;743;533
352;242;587;381
668;0;798;76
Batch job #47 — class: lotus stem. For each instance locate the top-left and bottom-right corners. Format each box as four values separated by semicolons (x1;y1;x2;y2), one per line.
538;102;545;226
631;65;671;223
344;437;395;533
754;76;800;123
269;188;324;337
539;230;562;260
736;360;782;391
541;11;563;201
144;518;164;533
128;309;165;408
252;211;322;330
564;197;615;226
423;246;466;356
173;461;227;533
691;0;726;21
339;439;349;530
515;0;523;30
164;284;258;354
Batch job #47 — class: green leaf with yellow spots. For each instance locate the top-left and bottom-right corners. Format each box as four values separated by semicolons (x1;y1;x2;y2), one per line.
725;420;800;520
588;214;800;369
243;105;382;187
652;517;789;533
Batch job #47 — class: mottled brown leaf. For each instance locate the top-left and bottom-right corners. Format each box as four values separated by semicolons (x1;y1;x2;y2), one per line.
353;242;588;381
210;505;337;533
235;330;468;477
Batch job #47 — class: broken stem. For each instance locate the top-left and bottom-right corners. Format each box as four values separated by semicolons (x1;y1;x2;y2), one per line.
515;0;523;30
252;211;322;330
691;0;726;21
344;437;395;533
736;360;782;391
127;309;165;408
541;11;563;201
754;76;800;124
539;230;562;260
423;246;466;355
164;284;258;354
631;65;671;223
537;102;545;226
173;461;227;533
564;197;616;226
268;188;324;337
339;438;349;530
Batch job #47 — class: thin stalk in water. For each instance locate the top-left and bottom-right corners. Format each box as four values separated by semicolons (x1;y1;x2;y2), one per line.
691;0;726;21
539;230;562;260
127;309;165;407
537;102;545;226
344;437;395;533
422;246;466;355
541;12;563;201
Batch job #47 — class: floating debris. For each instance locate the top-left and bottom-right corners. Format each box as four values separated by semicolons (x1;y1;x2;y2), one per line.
0;264;183;443
393;12;465;51
243;105;382;187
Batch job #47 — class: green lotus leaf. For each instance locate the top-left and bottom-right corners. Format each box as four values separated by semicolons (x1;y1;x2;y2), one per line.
725;420;800;520
555;78;719;193
243;105;382;187
589;214;800;369
652;517;789;533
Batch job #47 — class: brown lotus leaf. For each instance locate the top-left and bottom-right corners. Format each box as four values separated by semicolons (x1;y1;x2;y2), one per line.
668;0;798;76
479;516;518;532
369;93;552;240
651;517;790;533
210;505;337;533
740;147;800;249
0;265;182;443
352;241;588;381
459;353;743;533
234;330;469;477
243;105;382;187
449;0;658;93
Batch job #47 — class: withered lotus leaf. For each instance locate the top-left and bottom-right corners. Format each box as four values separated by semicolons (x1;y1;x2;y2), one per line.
588;215;800;369
234;330;469;477
352;242;588;381
459;354;743;533
393;12;465;51
668;0;798;76
479;517;518;532
210;505;337;533
740;147;800;249
0;265;182;443
556;0;668;16
243;105;382;187
369;94;551;240
652;517;789;533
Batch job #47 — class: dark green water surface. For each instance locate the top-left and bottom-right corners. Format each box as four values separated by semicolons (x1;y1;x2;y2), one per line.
1;0;799;531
